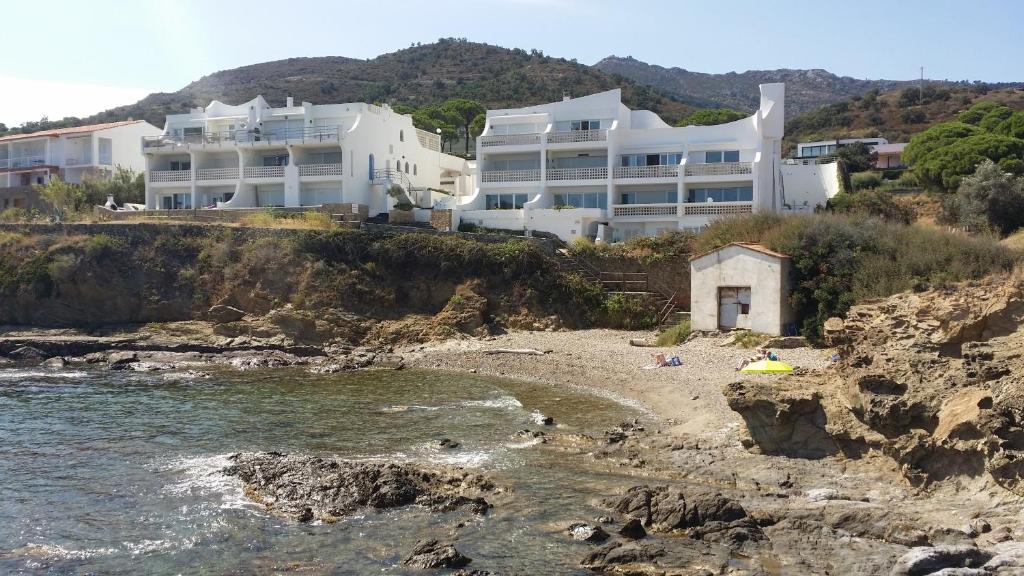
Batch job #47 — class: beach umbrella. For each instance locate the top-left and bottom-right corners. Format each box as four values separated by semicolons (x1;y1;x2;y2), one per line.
740;359;794;374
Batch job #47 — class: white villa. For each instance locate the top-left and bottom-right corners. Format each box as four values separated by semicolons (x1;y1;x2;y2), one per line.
454;84;785;242
0;120;159;193
142;96;471;212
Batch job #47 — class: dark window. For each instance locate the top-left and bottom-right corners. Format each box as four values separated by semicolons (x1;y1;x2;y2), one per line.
723;150;740;162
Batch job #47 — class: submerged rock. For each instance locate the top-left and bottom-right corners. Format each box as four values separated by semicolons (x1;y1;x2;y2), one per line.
223;452;495;523
402;539;471;569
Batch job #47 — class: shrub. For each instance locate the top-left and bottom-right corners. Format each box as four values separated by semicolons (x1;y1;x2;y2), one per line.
946;159;1024;235
241;210;278;228
827;191;915;225
731;330;770;349
0;208;31;222
600;293;658;330
300;211;333;230
900;109;927;124
675;109;747;127
851;171;883;191
655;319;691;346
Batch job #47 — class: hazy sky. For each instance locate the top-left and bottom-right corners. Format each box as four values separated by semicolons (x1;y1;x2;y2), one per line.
1;0;1020;126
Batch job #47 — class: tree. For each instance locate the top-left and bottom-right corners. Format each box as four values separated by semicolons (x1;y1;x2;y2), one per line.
441;99;486;155
948;159;1024;235
675;108;747;127
34;177;83;221
836;142;877;173
411;106;459;153
469;113;486;139
81;167;146;207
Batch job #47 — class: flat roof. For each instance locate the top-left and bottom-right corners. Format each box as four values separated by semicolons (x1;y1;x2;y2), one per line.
689;242;790;262
0;120;146;143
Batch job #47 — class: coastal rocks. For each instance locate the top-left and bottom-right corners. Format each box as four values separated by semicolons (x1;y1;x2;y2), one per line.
889;545;991;576
40;356;68;369
609;485;749;532
580;541;669;572
605;419;645;444
438;438;461;449
105;351;138;367
618;518;647;540
8;345;45;361
402;539;472;570
568;522;610;543
207;304;246;324
723;380;839;458
223;452;496;523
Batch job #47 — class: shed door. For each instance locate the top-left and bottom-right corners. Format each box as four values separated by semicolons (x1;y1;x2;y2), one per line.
719;287;751;330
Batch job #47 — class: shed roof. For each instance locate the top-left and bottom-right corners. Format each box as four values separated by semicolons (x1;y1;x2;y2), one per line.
0;120;145;143
689;242;790;262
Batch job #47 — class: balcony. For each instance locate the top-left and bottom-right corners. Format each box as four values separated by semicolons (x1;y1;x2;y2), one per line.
143;125;343;149
2;156;49;169
546;167;608;181
612;204;679;217
682;202;753;216
244;166;285;179
298;163;343;177
481;169;541;183
547;130;607;144
684;162;752;177
479;133;542;147
196;167;240;181
149;170;192;183
64;155;93;166
613;165;679;179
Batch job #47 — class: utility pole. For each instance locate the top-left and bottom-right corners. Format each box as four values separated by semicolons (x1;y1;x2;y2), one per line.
920;66;924;106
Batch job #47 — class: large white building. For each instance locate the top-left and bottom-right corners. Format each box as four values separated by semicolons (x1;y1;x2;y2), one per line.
454;84;785;241
0;120;159;191
143;96;471;212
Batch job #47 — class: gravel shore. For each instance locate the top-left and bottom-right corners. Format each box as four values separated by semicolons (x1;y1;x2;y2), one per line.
400;329;831;439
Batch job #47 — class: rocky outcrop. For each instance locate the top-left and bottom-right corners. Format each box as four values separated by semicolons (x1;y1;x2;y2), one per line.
223;452;496;523
402;539;472;570
609;485;749;532
724;273;1024;495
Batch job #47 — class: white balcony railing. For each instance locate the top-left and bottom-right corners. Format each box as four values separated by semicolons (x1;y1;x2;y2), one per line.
244;165;285;179
415;128;441;152
479;133;542;147
196;167;239;180
4;156;49;169
298;163;343;177
149;170;192;183
684;162;752;177
612;204;679;217
481;169;542;183
613;165;679;179
682;202;753;216
546;167;608;181
64;156;92;166
547;130;607;144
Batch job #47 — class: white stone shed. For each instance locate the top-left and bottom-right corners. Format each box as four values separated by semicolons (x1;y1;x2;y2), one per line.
689;242;795;336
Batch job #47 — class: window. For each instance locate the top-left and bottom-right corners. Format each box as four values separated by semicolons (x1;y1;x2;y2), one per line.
620;153;683;166
182;127;203;143
413;164;417;175
405;162;409;174
98;138;112;165
553;192;607;209
169;160;191;171
548;154;607;169
723;150;740;162
696;150;739;163
399;130;404;142
486;158;540;171
705;151;722;163
396;159;401;171
687;186;754;203
619;190;677;204
262;154;288;167
486;193;529;209
570;119;601;131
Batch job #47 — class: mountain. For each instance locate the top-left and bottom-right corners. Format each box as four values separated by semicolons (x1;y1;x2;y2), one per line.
83;40;697;129
594;56;1020;119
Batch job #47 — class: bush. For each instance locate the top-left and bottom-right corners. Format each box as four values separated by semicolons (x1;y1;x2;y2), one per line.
599;293;658;330
300;211;333;230
827;190;915;225
851;171;883;191
731;330;771;349
655;319;691;346
0;208;32;222
241;210;278;227
945;159;1024;235
900;109;927;124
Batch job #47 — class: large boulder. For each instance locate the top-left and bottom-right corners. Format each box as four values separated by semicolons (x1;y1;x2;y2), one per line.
889;545;991;576
207;304;246;324
608;485;748;531
402;539;471;569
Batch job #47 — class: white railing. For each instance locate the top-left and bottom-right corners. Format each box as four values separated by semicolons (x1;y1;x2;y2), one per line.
481;169;542;183
5;156;48;169
244;165;285;179
684;162;752;177
64;156;92;166
298;163;343;177
547;130;607;144
479;133;542;147
415;128;441;152
682;202;753;216
546;167;608;181
149;170;192;183
612;204;679;217
613;165;679;179
196;167;239;180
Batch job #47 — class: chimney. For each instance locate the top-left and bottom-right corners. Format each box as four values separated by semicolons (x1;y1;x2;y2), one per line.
286;96;294;107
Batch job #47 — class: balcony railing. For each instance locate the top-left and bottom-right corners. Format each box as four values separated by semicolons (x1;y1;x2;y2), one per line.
479;133;542;147
684;162;752;177
481;169;541;183
196;167;239;181
612;203;679;217
682;202;753;216
64;156;92;166
244;165;285;179
142;125;343;149
298;163;343;177
613;165;679;179
149;170;192;183
547;130;607;144
546;167;608;180
2;156;49;169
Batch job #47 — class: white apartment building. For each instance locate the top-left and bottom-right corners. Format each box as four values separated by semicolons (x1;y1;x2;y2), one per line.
454;84;785;242
143;96;470;212
795;137;889;159
0;120;160;191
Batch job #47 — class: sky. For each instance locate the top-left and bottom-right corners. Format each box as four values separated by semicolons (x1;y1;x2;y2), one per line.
1;0;1021;127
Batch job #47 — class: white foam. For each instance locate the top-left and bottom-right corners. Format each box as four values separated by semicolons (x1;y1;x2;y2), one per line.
157;454;254;511
506;437;545;450
0;370;90;380
459;396;523;410
379;404;442;413
14;542;116;561
427;449;493;467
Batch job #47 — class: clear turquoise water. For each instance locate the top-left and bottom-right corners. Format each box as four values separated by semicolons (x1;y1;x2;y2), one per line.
0;366;644;575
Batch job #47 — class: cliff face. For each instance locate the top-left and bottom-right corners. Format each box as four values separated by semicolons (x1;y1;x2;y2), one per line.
726;272;1024;495
0;224;602;344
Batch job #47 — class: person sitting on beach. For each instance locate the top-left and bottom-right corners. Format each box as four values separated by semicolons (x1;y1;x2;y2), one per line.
651;353;669;368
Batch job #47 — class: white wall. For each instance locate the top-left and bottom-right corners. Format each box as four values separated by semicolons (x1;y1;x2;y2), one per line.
690;245;792;335
780;162;841;212
101;122;161;173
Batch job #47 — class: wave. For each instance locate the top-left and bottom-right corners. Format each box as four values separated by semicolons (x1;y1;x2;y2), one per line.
156;454;254;511
0;370;90;380
459;395;523;410
8;542;117;561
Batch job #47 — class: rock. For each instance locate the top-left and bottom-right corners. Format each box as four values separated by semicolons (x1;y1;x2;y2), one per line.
594;515;614;524
581;541;665;570
608;485;748;531
438;438;461;449
223;452;495;522
41;357;68;369
307;362;349;374
127;361;177;372
106;351;138;367
762;335;810;349
618;518;647;540
83;352;108;364
207;304;246;324
805;488;841;502
531;411;554;426
568;522;610;543
889;545;992;576
402;539;471;570
8;345;45;361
